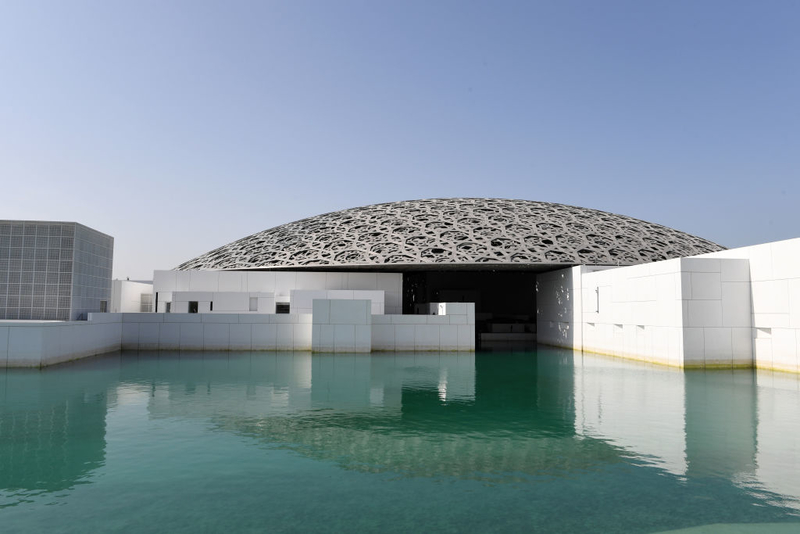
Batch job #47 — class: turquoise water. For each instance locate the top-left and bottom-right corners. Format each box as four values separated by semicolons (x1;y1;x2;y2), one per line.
1;348;799;533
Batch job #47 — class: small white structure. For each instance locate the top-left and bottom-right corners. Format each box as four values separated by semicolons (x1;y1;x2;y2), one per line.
537;237;800;372
111;280;153;313
152;270;402;314
170;291;275;314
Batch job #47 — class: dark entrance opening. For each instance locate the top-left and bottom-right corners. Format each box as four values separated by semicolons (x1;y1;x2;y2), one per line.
403;270;538;349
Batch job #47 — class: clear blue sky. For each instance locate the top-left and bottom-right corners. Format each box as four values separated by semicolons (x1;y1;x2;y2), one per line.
1;0;798;279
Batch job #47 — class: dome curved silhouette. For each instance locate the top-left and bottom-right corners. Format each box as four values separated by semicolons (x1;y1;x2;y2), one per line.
176;198;724;270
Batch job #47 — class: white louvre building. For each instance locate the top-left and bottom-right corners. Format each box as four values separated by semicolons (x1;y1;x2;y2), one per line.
3;199;799;372
142;197;800;373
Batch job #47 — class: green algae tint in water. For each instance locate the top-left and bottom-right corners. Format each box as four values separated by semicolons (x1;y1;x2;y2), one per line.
1;348;800;533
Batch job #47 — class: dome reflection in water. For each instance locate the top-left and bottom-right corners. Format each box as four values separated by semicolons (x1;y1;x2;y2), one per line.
1;349;799;533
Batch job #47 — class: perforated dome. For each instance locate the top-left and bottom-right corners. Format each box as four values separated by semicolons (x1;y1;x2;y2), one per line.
176;198;723;270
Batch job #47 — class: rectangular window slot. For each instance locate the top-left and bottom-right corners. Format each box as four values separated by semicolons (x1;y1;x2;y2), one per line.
249;297;258;312
276;302;290;314
188;301;198;314
209;301;213;311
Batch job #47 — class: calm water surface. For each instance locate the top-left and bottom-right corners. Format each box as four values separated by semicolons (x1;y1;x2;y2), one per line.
1;348;800;533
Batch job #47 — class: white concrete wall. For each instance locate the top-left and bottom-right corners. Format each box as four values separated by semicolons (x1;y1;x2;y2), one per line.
1;315;122;368
111;280;153;313
371;303;475;351
697;238;800;372
678;257;753;368
171;291;275;314
537;258;753;369
293;290;384;315
118;313;312;351
153;270;403;314
312;299;372;352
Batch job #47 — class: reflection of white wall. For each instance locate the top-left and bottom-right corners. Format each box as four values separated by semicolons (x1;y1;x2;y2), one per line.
752;371;800;511
111;280;153;313
153;270;403;314
573;353;688;476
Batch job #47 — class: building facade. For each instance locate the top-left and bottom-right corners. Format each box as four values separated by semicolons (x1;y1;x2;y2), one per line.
0;221;113;321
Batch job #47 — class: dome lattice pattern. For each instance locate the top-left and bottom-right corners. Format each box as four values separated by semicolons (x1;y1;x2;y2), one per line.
177;198;723;270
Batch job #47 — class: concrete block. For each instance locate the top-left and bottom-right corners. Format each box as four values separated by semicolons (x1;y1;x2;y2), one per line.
394;325;415;351
325;272;347;290
312;299;331;324
138;323;160;348
334;324;355;352
720;259;751;282
122;323;140;348
449;314;468;324
330;300;370;325
691;272;722;300
457;324;473;350
252;324;277;350
294;323;312;350
683;327;705;365
391;315;427;325
440;325;459;350
319;324;335;352
415;325;440;350
770;239;800;280
681;258;721;273
159;323;181;349
218;272;245;292
371;324;394;349
203;323;230;350
237;314;272;324
754;338;772;368
376;273;402;293
731;328;753;363
687;300;723;327
164;314;202;323
202;313;239;323
771;328;798;371
179;323;204;350
704;328;732;364
229;324;252;350
751;280;790;315
355;324;371;352
276;324;294;350
721;282;752;328
347;272;377;290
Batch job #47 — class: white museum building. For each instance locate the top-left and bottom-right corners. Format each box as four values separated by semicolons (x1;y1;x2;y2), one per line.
2;199;799;372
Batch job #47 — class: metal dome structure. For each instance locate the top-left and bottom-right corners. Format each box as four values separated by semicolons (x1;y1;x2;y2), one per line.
176;198;724;270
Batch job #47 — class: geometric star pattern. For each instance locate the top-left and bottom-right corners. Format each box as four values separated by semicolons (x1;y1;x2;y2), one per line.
176;198;724;270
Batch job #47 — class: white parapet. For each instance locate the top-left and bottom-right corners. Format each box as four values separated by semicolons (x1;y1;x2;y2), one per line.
1;315;122;368
371;303;475;352
311;299;372;353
